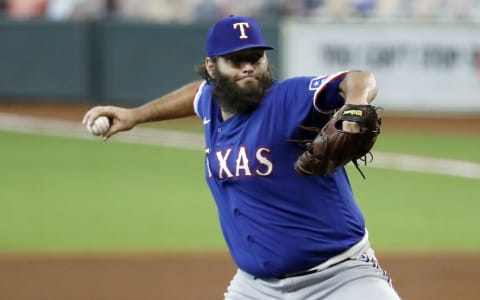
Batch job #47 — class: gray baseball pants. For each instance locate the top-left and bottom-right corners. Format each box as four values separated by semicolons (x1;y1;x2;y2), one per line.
224;244;401;300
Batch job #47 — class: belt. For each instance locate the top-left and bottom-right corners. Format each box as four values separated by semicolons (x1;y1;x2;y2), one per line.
276;230;370;280
276;258;349;279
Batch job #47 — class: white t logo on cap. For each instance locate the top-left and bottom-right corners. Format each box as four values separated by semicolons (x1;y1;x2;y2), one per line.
233;22;250;39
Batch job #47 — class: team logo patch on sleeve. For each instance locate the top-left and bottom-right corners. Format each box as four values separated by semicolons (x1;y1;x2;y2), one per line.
309;76;326;91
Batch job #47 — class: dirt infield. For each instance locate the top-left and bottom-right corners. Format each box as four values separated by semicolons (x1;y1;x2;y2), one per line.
1;252;480;300
1;102;480;300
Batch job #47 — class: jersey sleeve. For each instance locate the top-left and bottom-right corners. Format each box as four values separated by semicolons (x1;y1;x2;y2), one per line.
193;80;208;119
312;71;348;113
275;71;348;122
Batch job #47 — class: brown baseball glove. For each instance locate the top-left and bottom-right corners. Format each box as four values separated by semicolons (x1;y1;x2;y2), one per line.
294;104;381;178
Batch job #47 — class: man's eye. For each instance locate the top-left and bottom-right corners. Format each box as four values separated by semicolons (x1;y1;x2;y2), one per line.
225;56;240;63
251;54;262;62
227;53;262;64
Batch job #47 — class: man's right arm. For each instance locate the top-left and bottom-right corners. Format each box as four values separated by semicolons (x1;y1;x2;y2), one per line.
82;81;202;139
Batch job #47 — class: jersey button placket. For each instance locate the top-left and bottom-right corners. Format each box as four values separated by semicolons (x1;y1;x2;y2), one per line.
216;127;222;147
213;126;221;147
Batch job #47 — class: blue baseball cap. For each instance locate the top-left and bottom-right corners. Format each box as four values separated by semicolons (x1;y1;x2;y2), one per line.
206;15;274;57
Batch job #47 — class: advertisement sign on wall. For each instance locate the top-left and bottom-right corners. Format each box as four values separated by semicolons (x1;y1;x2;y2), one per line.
282;21;480;112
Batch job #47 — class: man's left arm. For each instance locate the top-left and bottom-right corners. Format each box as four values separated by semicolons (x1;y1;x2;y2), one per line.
294;70;382;177
338;70;378;105
338;71;378;132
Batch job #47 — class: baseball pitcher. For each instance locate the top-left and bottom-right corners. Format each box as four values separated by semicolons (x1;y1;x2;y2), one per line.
83;15;401;300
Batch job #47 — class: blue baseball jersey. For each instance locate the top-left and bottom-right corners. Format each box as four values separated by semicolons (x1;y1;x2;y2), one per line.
193;71;366;278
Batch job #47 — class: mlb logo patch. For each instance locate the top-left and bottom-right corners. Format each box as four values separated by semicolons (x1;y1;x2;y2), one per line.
309;76;326;91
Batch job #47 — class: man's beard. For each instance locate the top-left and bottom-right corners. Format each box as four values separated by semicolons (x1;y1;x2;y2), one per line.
211;66;274;115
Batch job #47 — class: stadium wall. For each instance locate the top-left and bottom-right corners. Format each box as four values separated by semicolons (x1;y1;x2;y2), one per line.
1;19;479;113
0;20;279;106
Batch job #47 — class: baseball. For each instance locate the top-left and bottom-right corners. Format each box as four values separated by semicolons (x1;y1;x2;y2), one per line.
86;116;110;136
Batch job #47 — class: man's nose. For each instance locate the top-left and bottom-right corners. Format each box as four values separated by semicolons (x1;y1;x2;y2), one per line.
241;62;254;73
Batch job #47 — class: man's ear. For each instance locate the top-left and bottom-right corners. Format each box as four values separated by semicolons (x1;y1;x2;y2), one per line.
205;57;215;79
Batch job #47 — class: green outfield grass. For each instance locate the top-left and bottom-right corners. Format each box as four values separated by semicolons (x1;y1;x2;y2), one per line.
349;168;480;251
375;131;480;163
0;129;479;252
0;131;222;252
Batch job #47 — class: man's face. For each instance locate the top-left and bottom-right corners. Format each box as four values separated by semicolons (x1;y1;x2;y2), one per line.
207;49;274;114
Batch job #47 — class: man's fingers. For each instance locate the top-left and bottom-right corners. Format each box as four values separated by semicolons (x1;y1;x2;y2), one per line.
342;121;361;133
82;106;112;126
102;123;119;140
83;106;133;140
82;107;102;126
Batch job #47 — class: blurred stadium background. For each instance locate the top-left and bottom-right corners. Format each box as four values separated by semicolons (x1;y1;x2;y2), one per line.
0;1;480;300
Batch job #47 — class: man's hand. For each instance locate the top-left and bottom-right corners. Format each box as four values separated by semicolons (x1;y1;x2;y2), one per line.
82;106;137;140
341;120;361;133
